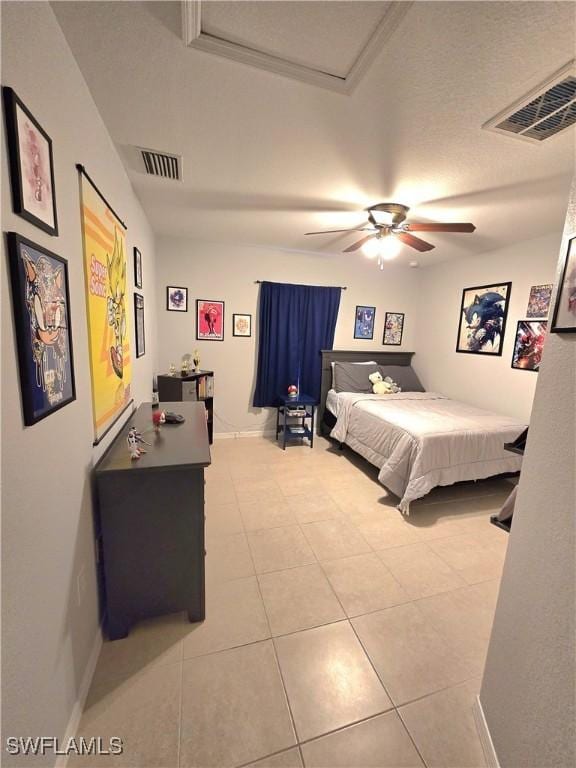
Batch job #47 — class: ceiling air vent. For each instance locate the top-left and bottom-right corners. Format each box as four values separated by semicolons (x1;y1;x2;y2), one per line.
139;147;182;180
483;61;576;144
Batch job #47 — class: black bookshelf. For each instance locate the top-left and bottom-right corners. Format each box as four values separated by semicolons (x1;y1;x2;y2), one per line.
157;370;214;444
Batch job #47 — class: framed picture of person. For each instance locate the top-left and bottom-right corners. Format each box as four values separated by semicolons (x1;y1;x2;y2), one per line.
197;299;224;341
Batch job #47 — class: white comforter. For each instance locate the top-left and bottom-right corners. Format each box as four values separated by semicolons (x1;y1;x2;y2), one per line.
330;392;525;511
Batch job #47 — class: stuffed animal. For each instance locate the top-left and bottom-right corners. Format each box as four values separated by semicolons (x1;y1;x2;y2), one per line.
368;371;401;395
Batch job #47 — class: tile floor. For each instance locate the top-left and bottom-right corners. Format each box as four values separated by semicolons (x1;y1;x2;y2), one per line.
73;436;513;768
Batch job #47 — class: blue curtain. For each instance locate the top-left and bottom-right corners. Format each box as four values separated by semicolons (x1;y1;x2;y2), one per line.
253;281;341;407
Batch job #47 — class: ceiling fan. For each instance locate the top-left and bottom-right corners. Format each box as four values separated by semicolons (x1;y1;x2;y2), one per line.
305;203;476;257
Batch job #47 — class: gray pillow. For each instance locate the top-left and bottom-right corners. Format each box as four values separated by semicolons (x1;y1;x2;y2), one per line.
332;362;379;393
377;365;425;392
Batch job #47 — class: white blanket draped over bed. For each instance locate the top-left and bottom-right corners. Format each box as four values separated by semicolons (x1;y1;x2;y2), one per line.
330;392;525;511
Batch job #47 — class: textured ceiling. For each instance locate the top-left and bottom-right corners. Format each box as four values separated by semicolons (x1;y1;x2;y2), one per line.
52;0;575;267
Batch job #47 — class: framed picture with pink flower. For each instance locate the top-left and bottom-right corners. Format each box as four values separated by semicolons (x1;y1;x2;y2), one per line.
3;87;58;236
197;299;225;341
551;235;576;333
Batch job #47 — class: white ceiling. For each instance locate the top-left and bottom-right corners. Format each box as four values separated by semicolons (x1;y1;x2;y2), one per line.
52;0;575;267
200;1;393;77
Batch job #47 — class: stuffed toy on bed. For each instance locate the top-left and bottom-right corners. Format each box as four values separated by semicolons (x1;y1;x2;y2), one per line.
368;371;401;395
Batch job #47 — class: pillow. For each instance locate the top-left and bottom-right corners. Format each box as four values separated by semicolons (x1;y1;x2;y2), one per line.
332;361;379;393
331;360;376;372
377;365;425;392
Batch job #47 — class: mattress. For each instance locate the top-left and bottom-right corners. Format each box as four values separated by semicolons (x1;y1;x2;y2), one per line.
330;391;525;512
326;388;341;417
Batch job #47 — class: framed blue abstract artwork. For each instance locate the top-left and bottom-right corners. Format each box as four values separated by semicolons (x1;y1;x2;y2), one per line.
354;305;376;340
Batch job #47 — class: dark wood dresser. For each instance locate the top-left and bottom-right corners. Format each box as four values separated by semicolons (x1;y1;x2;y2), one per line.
94;401;211;640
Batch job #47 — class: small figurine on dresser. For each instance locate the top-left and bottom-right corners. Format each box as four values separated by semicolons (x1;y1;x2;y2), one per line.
193;349;200;373
127;426;149;460
152;410;166;432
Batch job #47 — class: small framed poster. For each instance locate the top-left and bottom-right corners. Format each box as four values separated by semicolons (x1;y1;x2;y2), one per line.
551;236;576;333
233;313;252;337
7;232;76;425
134;247;142;289
197;300;224;341
526;284;552;318
354;305;376;340
456;282;512;355
383;312;404;345
511;320;547;372
134;293;145;358
3;87;58;236
166;286;188;312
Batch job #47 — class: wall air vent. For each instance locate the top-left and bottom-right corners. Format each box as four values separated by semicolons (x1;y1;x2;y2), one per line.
139;147;182;180
483;61;576;144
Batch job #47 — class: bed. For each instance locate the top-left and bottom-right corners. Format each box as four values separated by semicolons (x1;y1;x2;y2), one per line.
319;350;525;512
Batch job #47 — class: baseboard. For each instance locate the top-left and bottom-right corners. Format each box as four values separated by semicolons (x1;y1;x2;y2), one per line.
214;429;276;439
54;627;102;768
473;695;501;768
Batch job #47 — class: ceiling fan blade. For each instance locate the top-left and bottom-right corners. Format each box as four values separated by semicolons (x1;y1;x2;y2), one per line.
396;232;435;252
343;234;378;253
304;227;374;235
406;222;476;233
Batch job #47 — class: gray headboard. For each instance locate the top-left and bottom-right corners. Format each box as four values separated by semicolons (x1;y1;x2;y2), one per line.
318;349;415;434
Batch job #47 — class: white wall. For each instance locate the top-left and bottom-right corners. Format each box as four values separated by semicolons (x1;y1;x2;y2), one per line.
413;233;560;422
478;183;575;766
1;2;157;762
156;237;420;435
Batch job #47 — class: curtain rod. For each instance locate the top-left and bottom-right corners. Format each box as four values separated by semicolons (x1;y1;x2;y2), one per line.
254;280;347;290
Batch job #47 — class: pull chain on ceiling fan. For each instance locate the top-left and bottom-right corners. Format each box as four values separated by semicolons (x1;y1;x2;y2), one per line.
305;203;476;260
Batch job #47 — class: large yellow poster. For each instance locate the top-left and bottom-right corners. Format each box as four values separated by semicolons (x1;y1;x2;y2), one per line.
79;170;132;443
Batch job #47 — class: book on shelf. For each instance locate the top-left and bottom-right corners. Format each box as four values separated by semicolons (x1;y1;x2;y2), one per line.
198;375;214;400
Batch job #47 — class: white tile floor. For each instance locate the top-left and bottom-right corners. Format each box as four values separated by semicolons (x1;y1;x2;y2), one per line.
72;436;513;767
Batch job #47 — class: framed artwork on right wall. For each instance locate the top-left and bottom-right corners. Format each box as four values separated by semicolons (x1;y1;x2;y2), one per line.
383;312;404;345
511;320;547;372
526;284;552;318
456;282;512;355
550;235;576;333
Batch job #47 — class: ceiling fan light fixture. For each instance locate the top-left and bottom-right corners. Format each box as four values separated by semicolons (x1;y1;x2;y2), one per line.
363;233;402;262
362;237;382;259
380;236;402;260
